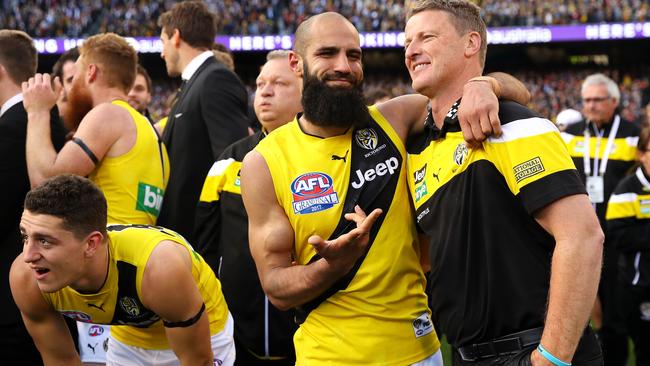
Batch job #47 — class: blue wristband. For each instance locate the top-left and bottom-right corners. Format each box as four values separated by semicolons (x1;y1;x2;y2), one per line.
537;344;571;366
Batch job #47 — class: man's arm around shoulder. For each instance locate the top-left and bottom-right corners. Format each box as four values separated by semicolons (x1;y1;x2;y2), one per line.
9;254;81;366
532;194;604;365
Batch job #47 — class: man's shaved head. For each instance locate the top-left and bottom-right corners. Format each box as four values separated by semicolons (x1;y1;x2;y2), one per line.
294;12;358;57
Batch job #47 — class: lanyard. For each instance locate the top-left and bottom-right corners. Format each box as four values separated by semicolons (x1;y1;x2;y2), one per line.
637;166;650;191
583;115;620;177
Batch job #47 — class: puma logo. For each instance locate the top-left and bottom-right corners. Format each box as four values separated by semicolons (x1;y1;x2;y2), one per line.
87;342;98;354
331;150;349;163
432;168;441;182
87;303;105;312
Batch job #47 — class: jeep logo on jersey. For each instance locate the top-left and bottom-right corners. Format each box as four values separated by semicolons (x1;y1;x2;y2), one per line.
119;297;140;317
61;310;92;322
413;164;427;185
136;183;164;216
355;128;378;150
88;325;104;337
351;157;399;189
453;143;468;166
291;172;340;214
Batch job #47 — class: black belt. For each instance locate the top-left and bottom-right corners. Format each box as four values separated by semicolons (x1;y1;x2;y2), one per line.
456;327;543;362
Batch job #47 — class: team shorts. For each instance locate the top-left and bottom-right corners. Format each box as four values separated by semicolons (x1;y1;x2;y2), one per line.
77;322;110;363
106;312;235;366
411;349;443;366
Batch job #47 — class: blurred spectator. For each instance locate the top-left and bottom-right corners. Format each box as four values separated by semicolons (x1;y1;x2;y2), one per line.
127;64;154;121
212;43;235;71
365;87;392;104
51;47;78;132
555;107;582;131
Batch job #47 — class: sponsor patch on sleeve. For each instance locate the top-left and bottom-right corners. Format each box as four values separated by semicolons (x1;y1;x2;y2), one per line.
412;312;434;338
513;157;545;183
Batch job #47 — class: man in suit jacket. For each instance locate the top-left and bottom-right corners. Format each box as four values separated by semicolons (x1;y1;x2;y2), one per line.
157;1;249;243
0;29;67;366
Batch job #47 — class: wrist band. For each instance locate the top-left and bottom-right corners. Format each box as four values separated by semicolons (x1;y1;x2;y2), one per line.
467;76;501;98
537;344;571;366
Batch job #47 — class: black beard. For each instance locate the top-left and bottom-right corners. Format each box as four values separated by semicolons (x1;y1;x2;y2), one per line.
301;66;370;129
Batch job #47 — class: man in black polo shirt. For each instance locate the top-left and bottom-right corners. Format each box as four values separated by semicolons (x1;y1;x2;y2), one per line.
561;73;640;366
404;1;604;365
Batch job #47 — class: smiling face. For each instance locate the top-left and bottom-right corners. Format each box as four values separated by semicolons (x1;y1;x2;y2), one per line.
298;17;364;90
404;10;468;99
254;58;302;132
20;210;88;293
292;14;371;127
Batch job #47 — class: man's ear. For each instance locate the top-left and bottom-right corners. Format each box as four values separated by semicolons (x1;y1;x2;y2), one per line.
289;51;303;77
0;63;9;84
464;31;482;59
84;231;105;258
87;64;98;83
172;28;182;48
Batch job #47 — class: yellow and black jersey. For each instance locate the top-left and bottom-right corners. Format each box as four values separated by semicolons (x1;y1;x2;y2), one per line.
606;166;650;287
89;100;170;225
407;100;585;349
254;106;439;365
562;117;639;225
195;131;297;360
43;225;228;350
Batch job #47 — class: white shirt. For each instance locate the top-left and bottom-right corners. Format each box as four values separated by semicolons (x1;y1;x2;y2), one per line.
181;51;214;81
0;93;23;117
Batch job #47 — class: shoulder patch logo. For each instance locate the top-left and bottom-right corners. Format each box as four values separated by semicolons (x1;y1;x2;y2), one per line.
453;143;468;166
355;128;378;150
119;297;141;317
513;157;545;183
291;172;340;214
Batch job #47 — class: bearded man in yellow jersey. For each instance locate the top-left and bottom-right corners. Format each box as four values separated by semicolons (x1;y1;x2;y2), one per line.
21;33;170;364
10;175;233;366
240;12;530;366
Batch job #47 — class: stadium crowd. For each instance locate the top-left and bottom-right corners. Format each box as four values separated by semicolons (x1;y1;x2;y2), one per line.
2;0;650;38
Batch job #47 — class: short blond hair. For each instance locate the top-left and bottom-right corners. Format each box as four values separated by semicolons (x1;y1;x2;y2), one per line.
79;33;137;94
408;0;487;67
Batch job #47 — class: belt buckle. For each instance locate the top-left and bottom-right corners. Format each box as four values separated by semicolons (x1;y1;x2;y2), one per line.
493;337;523;356
458;345;479;362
